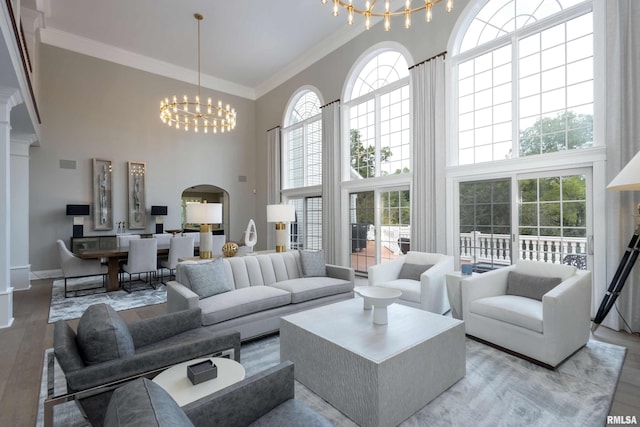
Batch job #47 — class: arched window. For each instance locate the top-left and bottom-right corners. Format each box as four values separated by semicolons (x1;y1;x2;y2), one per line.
282;88;323;250
453;0;594;165
345;49;411;179
283;89;322;189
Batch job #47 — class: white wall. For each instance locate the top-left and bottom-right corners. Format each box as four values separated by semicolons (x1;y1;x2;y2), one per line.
30;45;258;271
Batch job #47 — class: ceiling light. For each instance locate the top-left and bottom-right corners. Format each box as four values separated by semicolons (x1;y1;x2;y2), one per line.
160;13;237;134
321;0;453;31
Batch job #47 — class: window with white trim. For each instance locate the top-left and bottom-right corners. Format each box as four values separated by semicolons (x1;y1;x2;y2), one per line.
283;90;322;188
455;0;594;165
345;50;411;178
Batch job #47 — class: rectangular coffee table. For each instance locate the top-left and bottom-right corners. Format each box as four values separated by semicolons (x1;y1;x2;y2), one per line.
280;298;465;427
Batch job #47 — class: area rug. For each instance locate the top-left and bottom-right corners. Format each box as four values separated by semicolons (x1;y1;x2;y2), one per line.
36;335;626;427
48;277;166;323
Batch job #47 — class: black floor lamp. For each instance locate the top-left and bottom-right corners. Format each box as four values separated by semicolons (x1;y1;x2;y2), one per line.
593;151;640;332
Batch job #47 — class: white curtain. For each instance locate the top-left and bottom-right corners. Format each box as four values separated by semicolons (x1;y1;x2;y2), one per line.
266;126;281;251
410;55;446;253
321;100;340;264
602;0;640;331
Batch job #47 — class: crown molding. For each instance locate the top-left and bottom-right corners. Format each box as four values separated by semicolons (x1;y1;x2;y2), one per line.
254;23;364;99
39;27;256;100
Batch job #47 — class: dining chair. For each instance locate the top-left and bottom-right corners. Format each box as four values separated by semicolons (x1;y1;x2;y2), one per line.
159;235;195;282
116;234;141;248
152;233;172;246
56;240;108;297
120;238;158;292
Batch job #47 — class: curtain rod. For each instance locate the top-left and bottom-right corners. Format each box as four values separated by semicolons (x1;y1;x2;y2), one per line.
321;99;340;109
266;125;281;132
409;51;447;71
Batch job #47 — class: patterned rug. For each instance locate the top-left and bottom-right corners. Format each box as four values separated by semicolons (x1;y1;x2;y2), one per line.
36;334;626;426
48;277;167;323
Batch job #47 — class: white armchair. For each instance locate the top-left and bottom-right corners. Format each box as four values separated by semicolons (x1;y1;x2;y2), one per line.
368;251;454;314
461;260;592;368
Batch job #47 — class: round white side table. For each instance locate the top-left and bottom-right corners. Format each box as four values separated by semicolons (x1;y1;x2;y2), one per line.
153;357;245;406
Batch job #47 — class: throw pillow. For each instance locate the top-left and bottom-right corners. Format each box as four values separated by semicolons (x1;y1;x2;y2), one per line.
398;263;433;281
104;378;194;427
506;271;562;301
299;250;327;277
183;258;233;299
76;303;135;366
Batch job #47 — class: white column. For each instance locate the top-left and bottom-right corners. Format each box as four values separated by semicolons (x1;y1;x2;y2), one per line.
0;88;22;328
11;135;34;291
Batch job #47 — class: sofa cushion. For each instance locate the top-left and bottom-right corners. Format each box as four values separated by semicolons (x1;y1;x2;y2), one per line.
470;295;544;333
104;378;194;427
269;277;353;303
405;251;444;266
398;263;433;281
76;303;135;366
248;399;334;427
299;250;327;277
183;259;233;299
199;286;291;326
506;271;561;301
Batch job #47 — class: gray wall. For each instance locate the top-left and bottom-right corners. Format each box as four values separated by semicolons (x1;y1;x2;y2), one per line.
31;45;257;271
253;1;469;234
30;1;469;271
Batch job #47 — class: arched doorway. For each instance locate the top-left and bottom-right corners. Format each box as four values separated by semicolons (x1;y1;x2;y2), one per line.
181;185;230;238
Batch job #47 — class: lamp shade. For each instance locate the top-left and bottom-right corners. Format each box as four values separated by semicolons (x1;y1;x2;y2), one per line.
267;204;296;223
608;151;640;191
151;205;168;216
66;204;90;216
186;203;222;224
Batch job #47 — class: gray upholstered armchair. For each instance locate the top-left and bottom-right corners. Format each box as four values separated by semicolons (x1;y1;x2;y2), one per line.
103;362;333;427
49;304;241;427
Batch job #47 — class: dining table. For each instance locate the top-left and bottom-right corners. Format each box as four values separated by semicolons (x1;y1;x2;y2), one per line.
78;244;196;292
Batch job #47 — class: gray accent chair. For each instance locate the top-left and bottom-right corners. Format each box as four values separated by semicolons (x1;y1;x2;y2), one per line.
52;305;241;427
103;362;334;427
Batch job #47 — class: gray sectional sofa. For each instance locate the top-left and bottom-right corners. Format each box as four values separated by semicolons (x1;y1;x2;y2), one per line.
167;251;355;340
103;362;334;427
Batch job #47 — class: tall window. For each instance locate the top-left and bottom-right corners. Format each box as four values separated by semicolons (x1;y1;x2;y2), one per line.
283;88;323;249
346;50;411;178
283;90;322;188
455;0;594;165
343;47;413;272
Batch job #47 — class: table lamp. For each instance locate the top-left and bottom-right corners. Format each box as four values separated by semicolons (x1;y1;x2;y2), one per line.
186;202;222;259
150;205;168;234
593;150;640;332
66;204;90;237
267;204;295;252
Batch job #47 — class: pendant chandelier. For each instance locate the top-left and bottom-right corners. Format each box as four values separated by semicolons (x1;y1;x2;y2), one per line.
321;0;453;31
160;13;237;134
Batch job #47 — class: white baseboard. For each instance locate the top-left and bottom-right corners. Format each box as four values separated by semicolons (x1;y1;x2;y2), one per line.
0;287;15;328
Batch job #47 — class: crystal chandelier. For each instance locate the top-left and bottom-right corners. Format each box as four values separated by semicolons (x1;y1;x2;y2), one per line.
321;0;453;31
160;13;237;133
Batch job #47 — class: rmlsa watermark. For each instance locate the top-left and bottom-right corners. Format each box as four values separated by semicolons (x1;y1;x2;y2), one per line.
607;415;638;425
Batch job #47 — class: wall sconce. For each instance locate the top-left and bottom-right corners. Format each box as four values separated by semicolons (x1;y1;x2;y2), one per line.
66;204;90;237
267;204;296;252
150;205;168;234
186;202;222;259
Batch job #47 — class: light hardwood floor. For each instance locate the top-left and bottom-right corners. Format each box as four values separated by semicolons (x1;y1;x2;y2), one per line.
0;278;638;426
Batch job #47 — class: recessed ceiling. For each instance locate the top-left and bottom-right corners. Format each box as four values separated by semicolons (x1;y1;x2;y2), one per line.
31;0;366;99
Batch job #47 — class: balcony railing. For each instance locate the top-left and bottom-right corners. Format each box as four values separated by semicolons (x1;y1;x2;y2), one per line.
460;231;587;266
